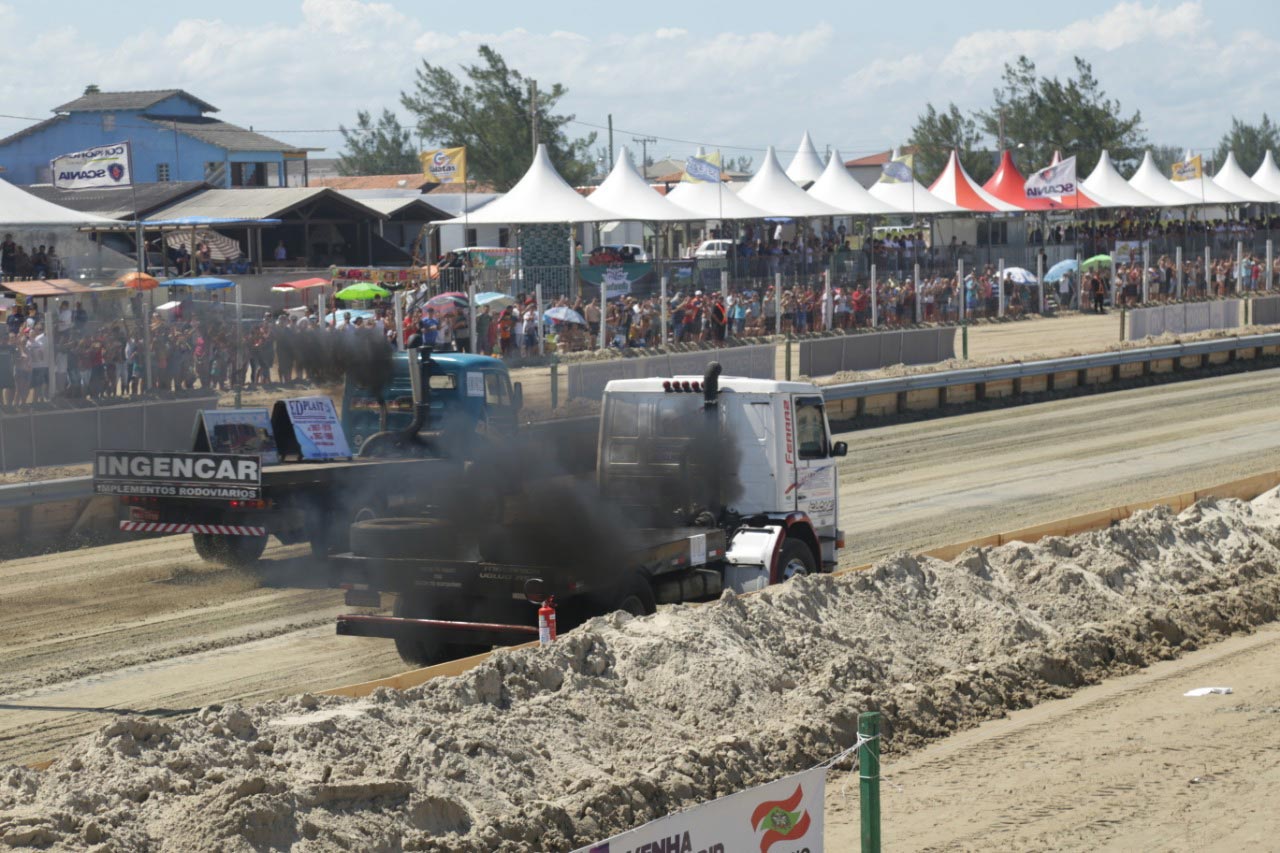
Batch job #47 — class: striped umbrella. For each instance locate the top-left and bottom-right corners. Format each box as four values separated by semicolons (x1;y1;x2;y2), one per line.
164;229;243;261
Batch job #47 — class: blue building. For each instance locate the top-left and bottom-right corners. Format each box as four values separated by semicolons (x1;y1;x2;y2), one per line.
0;88;310;187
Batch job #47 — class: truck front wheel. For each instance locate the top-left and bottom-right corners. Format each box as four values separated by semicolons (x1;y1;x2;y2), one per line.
777;538;816;581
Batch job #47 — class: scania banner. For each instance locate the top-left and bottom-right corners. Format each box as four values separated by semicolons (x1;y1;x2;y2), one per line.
1025;156;1077;199
51;142;132;190
421;147;467;184
573;767;825;853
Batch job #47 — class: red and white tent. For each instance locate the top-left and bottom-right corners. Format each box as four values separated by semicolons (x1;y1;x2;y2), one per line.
983;150;1057;211
928;150;1020;212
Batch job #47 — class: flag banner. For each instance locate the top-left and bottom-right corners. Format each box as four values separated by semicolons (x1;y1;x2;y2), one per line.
1171;155;1203;182
421;147;466;184
51;142;132;189
879;153;914;184
1025;156;1077;199
682;152;722;183
573;767;825;853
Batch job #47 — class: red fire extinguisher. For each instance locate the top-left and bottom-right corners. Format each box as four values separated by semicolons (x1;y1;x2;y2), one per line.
538;596;557;646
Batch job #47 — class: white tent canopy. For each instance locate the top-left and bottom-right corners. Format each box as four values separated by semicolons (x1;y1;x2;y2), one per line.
807;149;904;215
1212;151;1280;203
784;131;826;186
666;176;772;221
1170;149;1245;205
441;144;617;224
1128;151;1200;206
868;165;963;215
589;147;700;221
2;177;119;226
737;146;842;218
1251;150;1280;197
1082;150;1160;208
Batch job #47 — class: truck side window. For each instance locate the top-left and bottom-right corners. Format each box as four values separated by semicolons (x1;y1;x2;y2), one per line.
794;397;828;459
484;373;510;407
606;397;639;437
429;374;458;390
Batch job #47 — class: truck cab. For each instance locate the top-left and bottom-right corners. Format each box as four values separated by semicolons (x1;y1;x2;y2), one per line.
342;351;521;453
598;374;846;573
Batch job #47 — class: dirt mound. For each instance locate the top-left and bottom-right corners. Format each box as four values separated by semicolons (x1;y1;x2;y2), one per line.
4;494;1280;851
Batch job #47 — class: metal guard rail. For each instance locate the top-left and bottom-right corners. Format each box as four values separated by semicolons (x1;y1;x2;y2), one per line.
821;332;1280;401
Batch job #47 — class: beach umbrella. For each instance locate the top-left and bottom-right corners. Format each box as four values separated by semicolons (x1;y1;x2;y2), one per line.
1002;267;1038;284
115;271;159;291
164;229;242;261
1043;259;1078;283
1082;254;1114;270
544;306;586;325
335;281;390;301
475;291;515;309
425;293;468;315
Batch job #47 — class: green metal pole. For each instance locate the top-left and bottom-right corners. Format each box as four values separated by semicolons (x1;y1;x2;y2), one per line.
962;323;968;361
1120;308;1126;342
785;336;792;381
859;711;882;853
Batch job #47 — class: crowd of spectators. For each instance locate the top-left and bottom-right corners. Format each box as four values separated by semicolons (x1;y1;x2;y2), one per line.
0;234;61;281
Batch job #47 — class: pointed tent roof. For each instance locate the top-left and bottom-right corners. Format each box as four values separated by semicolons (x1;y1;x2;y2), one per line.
1;178;120;226
928;150;1020;212
1212;151;1280;203
588;148;700;221
443;144;616;224
807;149;905;215
1252;150;1280;197
868;164;963;215
1167;149;1245;205
665;177;771;220
1128;151;1201;206
983;150;1057;211
737;146;842;218
784;132;826;186
1082;150;1160;207
1000;150;1106;209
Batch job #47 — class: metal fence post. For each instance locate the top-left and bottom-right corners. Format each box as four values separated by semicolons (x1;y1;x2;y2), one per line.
913;261;921;323
997;258;1005;318
1205;245;1212;296
720;269;729;309
1111;252;1120;308
859;711;882;853
1141;243;1150;304
870;263;878;328
824;270;834;331
1237;240;1245;294
468;282;479;355
550;360;558;410
535;283;544;356
774;272;782;336
1036;254;1045;314
660;275;668;348
1176;245;1184;300
1268;239;1274;292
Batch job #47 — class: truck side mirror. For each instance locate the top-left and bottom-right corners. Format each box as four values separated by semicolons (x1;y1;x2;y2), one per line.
831;441;848;457
513;381;523;412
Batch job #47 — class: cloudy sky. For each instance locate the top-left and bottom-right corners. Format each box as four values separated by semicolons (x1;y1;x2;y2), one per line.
1;0;1275;164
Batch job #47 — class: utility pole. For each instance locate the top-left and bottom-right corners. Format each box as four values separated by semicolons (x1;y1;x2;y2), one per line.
607;115;614;170
529;80;539;156
632;135;657;178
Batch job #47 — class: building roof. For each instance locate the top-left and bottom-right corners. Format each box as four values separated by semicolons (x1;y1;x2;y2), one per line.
845;146;918;168
314;174;435;191
149;187;387;222
23;181;209;219
53;89;219;114
143;115;305;153
347;195;451;220
0;114;68;146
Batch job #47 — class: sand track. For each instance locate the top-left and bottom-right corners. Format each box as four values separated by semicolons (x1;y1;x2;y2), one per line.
2;369;1280;767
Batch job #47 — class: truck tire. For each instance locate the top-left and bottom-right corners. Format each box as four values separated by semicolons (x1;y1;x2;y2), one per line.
777;538;816;581
309;504;380;559
350;517;459;560
391;593;486;667
192;533;268;567
612;574;656;617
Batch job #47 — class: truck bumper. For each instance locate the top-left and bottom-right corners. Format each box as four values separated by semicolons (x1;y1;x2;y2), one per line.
336;614;538;646
120;521;267;536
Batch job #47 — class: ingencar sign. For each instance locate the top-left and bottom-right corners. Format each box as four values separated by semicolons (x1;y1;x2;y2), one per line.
94;451;262;500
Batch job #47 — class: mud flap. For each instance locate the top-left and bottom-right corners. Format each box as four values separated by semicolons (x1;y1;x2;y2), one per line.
724;525;786;593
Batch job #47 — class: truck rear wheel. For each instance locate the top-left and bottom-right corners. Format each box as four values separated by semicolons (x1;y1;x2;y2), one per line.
613;574;656;617
192;532;268;567
350;517;459;559
777;538;816;581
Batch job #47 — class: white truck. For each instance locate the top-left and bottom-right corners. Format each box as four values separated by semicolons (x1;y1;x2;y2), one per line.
335;363;847;664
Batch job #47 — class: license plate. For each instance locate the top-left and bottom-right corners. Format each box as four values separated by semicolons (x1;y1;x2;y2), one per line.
129;507;160;522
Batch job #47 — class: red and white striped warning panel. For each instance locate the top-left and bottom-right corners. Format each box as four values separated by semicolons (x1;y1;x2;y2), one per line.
119;521;267;536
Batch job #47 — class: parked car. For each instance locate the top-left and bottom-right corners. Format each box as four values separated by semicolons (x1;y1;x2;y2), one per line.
694;239;734;259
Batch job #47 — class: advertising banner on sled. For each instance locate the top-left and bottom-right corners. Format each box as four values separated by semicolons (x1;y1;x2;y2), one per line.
573;767;825;853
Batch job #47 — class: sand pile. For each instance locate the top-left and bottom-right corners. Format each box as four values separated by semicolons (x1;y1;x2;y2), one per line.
5;494;1280;851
